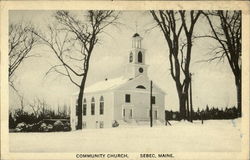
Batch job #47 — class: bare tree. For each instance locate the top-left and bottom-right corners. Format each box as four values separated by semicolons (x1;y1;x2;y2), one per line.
56;104;69;118
9;22;39;113
29;98;52;119
9;22;38;88
150;10;201;120
33;10;119;129
202;11;241;116
29;98;43;118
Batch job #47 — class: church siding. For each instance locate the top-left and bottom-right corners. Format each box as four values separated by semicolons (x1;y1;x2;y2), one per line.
113;90;165;122
78;92;114;129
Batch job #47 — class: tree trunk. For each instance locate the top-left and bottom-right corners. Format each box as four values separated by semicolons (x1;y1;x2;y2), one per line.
183;78;191;121
186;91;190;121
235;78;241;117
76;76;87;130
76;89;83;129
189;74;193;122
178;92;186;120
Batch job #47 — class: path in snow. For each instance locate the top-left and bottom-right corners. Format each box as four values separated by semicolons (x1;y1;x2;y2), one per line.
9;119;241;152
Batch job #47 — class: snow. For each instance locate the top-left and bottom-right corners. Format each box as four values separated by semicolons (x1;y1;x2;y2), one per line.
9;119;241;152
84;76;128;93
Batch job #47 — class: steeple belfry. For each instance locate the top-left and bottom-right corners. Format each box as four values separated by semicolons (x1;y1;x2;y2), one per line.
126;33;148;79
132;33;143;49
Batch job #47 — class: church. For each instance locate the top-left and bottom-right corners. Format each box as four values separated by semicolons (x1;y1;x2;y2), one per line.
70;33;166;130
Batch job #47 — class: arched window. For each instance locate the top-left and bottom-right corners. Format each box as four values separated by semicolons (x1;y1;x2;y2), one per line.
138;51;142;63
91;97;95;115
129;52;133;63
83;98;87;116
100;96;104;115
136;85;146;89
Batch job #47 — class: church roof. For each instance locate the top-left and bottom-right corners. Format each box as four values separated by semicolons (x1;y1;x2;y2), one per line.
72;75;166;95
132;33;140;37
84;76;129;93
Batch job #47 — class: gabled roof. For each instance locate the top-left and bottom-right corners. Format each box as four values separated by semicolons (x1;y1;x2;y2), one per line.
114;75;166;95
84;77;129;93
83;75;166;95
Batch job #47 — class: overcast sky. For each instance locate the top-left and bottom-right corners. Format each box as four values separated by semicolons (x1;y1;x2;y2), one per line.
9;10;237;112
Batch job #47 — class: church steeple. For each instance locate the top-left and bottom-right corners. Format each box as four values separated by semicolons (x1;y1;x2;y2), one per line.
125;33;148;79
132;33;142;48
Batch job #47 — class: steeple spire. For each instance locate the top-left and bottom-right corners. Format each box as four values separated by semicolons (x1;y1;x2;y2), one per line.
135;20;138;33
132;17;142;49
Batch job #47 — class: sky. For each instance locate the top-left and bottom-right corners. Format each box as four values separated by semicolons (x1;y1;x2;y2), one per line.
9;10;237;112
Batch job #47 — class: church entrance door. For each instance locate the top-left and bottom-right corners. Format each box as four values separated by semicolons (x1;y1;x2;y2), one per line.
95;121;98;128
153;110;157;120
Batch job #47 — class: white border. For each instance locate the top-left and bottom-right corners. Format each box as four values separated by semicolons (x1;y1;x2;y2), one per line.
1;1;249;160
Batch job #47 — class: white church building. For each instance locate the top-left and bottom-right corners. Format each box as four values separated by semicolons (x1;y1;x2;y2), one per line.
70;33;166;130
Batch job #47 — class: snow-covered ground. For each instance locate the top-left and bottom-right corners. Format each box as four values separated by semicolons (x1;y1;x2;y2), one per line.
9;119;241;152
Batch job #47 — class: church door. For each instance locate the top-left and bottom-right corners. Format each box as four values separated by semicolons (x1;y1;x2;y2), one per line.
95;121;99;128
154;110;157;120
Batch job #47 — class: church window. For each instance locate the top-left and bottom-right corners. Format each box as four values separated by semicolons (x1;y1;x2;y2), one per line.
152;96;156;104
91;97;95;115
125;94;130;103
130;109;133;118
123;109;125;117
136;85;146;89
83;98;87;116
138;51;142;63
100;96;104;115
129;52;133;63
139;67;144;73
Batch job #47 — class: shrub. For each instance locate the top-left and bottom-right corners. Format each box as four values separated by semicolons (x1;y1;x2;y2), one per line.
47;124;53;132
15;122;27;132
63;122;71;131
39;123;48;132
26;124;34;132
53;120;64;131
112;120;119;127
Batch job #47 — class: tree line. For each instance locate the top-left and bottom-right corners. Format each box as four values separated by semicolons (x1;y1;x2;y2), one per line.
165;105;240;121
9;98;70;129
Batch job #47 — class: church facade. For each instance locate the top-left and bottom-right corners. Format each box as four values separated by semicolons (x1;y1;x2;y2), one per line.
70;33;166;130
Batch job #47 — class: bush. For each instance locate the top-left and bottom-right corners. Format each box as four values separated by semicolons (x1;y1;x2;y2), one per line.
39;123;48;132
112;120;119;127
53;120;64;131
63;122;71;131
14;109;37;126
15;122;27;132
47;124;53;132
26;124;34;132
